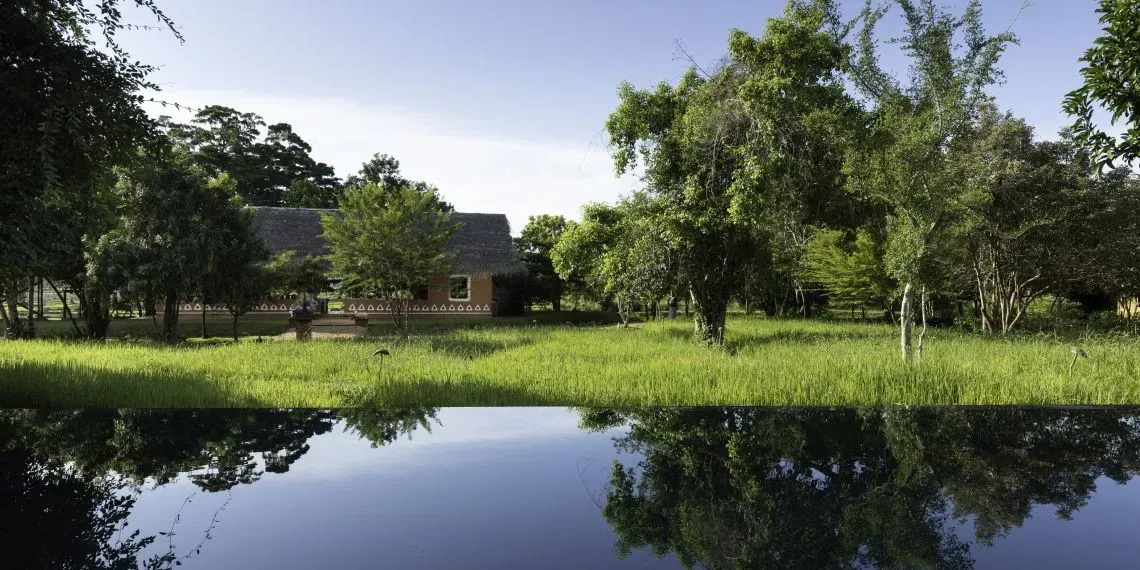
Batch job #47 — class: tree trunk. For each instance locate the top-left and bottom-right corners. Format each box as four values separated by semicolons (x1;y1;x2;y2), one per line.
4;284;23;338
552;281;562;312
232;313;239;341
899;282;913;361
46;278;82;337
25;277;36;338
916;286;928;359
690;288;727;345
79;290;112;340
0;298;9;338
163;291;180;344
201;301;209;339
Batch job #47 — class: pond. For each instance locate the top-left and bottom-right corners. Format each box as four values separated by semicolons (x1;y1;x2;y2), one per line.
5;407;1140;569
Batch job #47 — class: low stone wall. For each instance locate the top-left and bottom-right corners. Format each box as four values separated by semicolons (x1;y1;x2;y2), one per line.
343;299;493;317
159;300;315;315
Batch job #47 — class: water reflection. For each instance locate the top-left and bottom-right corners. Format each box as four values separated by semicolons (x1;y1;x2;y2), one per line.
584;408;1140;568
1;408;437;569
3;407;1140;569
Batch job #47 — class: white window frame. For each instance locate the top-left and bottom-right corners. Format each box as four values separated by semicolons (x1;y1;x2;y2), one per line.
448;274;471;301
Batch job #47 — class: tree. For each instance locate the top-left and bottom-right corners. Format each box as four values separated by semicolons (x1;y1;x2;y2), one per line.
342;153;454;212
1048;164;1140;318
284;178;337;208
264;251;332;300
260;122;340;201
1063;0;1140;171
583;406;1140;569
90;146;251;343
845;0;1017;359
168;110;340;207
951;107;1088;333
212;210;272;341
606;0;853;344
516;215;568;311
800;228;893;318
551;203;624;310
1;0;179;339
322;183;458;331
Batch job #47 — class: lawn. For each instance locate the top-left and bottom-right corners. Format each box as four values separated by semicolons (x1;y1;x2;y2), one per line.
2;315;1138;407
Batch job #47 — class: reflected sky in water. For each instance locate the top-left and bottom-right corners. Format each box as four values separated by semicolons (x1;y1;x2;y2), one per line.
126;408;659;569
6;407;1140;569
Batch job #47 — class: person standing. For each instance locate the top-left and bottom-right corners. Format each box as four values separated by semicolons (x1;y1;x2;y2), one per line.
667;295;678;319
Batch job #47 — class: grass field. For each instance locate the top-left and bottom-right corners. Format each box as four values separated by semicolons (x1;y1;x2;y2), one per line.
2;315;1138;407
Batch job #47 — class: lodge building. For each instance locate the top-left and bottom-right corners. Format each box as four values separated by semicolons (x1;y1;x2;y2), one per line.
171;207;526;318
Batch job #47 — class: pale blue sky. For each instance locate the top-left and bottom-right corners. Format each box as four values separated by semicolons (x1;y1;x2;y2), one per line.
121;0;1106;232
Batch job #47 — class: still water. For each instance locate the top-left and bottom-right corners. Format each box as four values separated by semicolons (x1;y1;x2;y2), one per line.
5;407;1140;569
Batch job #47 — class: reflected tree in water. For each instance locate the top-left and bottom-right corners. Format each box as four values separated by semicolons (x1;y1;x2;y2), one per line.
0;407;437;568
581;407;1140;569
339;406;439;448
0;415;174;569
2;408;438;491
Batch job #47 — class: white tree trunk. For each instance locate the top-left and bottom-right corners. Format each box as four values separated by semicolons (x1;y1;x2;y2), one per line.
916;286;928;359
899;282;913;361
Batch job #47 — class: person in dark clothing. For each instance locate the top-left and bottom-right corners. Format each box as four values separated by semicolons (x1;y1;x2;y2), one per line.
667;296;678;319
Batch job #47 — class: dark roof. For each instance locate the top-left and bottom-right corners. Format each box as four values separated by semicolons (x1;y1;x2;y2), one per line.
249;207;526;277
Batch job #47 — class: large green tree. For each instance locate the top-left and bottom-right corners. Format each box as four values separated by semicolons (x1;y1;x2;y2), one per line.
951;107;1088;333
89;146;258;343
342;153;454;212
167;108;340;207
552;198;675;325
1;0;179;338
322;183;458;331
606;0;853;343
845;0;1016;359
516;215;569;311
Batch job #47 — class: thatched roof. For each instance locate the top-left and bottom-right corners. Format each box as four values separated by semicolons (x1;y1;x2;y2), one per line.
249;207;526;277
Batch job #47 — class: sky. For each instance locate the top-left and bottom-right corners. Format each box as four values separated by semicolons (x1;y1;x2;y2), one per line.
120;0;1108;235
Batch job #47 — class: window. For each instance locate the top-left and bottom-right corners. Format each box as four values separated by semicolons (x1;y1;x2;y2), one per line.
449;275;470;301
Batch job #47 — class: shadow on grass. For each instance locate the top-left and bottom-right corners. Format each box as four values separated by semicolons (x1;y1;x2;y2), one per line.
0;360;269;408
344;378;561;407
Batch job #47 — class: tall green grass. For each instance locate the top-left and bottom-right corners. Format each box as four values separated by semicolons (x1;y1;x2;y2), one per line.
2;317;1138;407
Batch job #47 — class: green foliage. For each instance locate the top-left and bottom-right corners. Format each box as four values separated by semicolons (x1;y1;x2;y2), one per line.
595;407;1140;568
264;252;332;299
949;107;1091;333
801;228;893;312
516;214;568;310
209;207;272;340
1063;0;1140;171
0;407;437;566
284;178;336;208
322;182;458;330
846;0;1017;357
341;153;453;212
89;146;263;343
1;0;179;338
166;107;340;207
605;0;853;343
